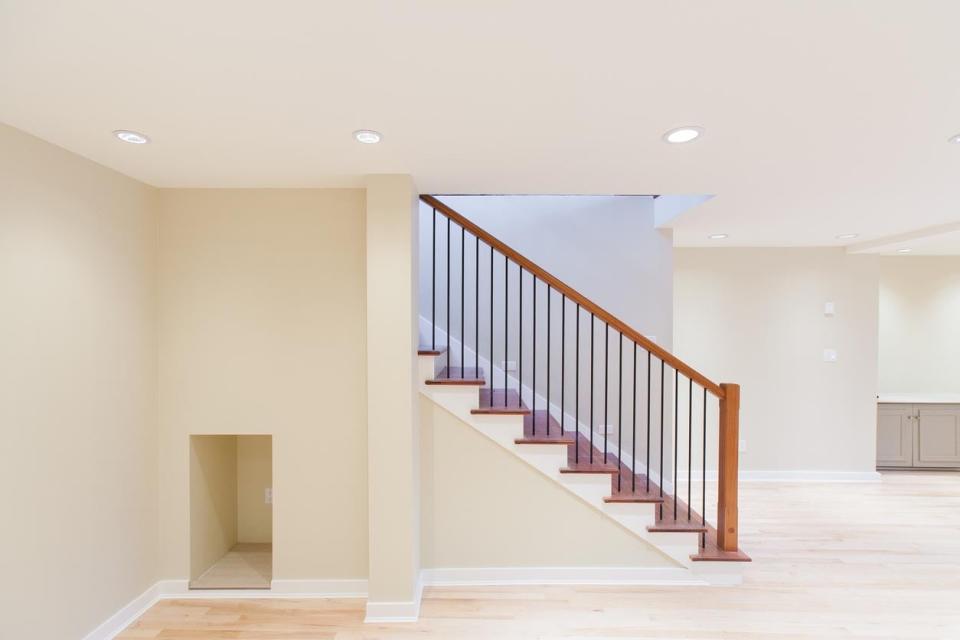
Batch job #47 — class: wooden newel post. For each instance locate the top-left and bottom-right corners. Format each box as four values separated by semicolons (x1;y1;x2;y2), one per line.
717;382;740;552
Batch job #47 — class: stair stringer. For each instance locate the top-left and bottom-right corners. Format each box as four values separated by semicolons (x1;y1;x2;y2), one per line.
418;353;744;585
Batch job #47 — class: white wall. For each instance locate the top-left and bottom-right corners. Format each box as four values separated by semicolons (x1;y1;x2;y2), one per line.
674;248;879;473
0;124;159;640
158;188;368;583
879;256;960;394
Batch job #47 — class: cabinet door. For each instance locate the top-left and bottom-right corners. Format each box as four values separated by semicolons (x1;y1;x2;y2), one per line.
877;404;914;467
915;405;960;468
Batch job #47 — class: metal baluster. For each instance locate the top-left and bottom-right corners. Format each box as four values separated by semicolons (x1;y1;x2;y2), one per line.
532;277;536;414
547;286;551;435
575;304;580;464
489;247;493;396
674;369;679;520
475;236;479;373
460;226;464;378
503;255;508;406
431;208;436;350
617;331;623;491
688;378;693;520
702;387;708;535
590;314;594;465
446;217;450;355
604;323;609;464
632;343;637;493
519;266;523;417
561;295;565;436
646;352;651;493
659;361;665;519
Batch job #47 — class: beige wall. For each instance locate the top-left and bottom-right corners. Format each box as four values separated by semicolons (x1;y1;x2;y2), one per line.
158;188;368;581
190;436;238;580
365;175;421;605
237;435;272;543
879;256;960;394
0;124;159;639
674;249;879;472
420;398;673;568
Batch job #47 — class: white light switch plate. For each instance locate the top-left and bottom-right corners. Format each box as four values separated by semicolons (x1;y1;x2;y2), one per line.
823;348;838;362
824;302;835;316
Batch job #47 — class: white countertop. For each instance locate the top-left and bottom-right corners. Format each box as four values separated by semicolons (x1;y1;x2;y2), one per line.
877;393;960;404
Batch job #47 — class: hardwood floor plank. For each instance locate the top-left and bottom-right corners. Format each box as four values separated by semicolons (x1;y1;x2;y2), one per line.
118;471;960;639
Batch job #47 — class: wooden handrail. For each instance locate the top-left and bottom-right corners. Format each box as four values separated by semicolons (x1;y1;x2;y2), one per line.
421;194;725;398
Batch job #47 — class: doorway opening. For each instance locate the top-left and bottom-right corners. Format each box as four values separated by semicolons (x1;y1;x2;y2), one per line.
189;434;273;589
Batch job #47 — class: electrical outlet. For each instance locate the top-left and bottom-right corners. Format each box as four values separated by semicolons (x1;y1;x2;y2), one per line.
503;360;517;372
264;488;272;505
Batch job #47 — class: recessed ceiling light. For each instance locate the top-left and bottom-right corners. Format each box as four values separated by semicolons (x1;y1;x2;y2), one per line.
897;248;913;253
708;233;728;240
113;129;150;144
353;129;382;144
836;233;859;240
948;134;960;144
664;126;703;144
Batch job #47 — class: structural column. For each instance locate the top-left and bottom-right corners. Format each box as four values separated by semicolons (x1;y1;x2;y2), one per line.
364;175;421;620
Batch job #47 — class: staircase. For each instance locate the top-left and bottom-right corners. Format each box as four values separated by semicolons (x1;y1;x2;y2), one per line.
417;195;749;583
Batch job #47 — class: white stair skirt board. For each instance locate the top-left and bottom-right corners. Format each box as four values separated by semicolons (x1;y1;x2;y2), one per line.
419;352;745;584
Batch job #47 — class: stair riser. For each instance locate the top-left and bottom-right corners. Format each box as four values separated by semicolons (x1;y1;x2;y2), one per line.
511;444;568;477
558;473;613;505
602;501;656;529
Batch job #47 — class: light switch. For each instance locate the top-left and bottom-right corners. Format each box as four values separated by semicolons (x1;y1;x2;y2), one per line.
823;349;838;363
824;302;835;316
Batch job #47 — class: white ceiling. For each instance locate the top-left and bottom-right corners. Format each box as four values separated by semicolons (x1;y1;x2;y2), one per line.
2;1;960;249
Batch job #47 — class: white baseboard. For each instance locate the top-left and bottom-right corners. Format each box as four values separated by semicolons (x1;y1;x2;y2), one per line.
86;578;369;639
364;575;424;623
81;583;161;640
421;566;704;586
738;470;882;483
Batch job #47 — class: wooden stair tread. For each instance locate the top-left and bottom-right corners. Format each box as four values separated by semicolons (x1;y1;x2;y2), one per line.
561;460;619;474
605;476;665;503
426;367;485;385
691;545;752;562
648;519;709;533
472;389;530;414
417;347;445;356
514;411;572;443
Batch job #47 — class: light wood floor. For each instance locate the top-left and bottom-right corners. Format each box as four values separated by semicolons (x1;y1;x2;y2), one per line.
120;471;960;639
189;543;272;590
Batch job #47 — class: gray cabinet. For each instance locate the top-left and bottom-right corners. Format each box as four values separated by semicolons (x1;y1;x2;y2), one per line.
877;405;914;467
877;403;960;469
